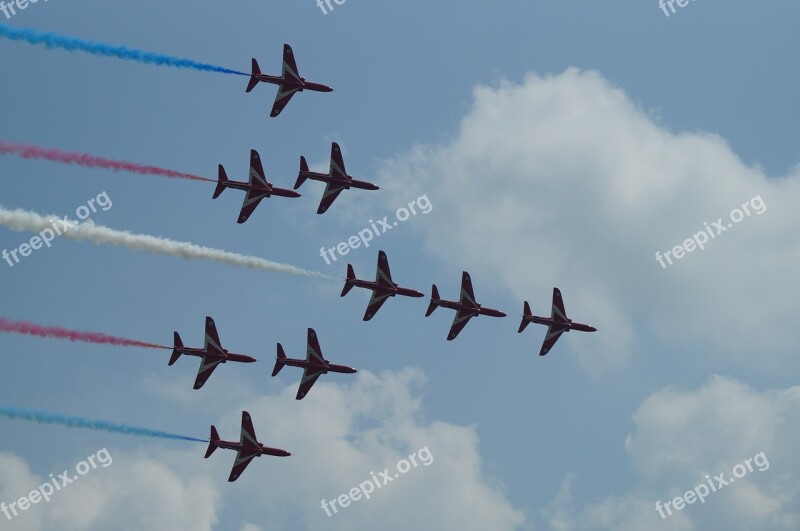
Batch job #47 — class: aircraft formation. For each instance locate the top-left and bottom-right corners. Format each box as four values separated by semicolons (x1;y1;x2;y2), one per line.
339;250;595;350
3;37;598;484
152;314;360;480
209;39;597;478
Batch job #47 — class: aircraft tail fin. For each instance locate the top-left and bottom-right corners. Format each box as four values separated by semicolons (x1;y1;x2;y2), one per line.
341;264;356;297
518;301;532;333
213;165;228;199
204;426;220;458
246;59;261;93
272;344;287;377
169;332;183;365
425;284;440;317
294;156;309;189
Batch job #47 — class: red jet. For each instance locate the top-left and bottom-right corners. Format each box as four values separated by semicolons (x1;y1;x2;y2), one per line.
518;288;597;356
272;328;357;400
205;411;291;482
294;142;379;214
170;316;256;389
246;44;333;118
341;250;425;321
425;271;507;340
213;149;301;223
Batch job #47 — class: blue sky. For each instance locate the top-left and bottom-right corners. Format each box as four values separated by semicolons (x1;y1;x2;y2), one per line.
1;1;799;530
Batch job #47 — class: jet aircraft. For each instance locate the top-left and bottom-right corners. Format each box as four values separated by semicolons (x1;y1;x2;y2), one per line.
272;328;357;400
170;316;256;389
294;142;379;214
341;250;425;321
518;288;597;356
425;271;507;340
204;411;291;482
213;149;301;223
246;44;333;118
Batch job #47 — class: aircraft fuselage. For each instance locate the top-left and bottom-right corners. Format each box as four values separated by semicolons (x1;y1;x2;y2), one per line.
253;74;333;93
220;178;301;198
175;346;256;364
298;170;379;191
212;438;291;457
279;357;357;375
350;279;424;298
432;298;507;318
522;315;597;333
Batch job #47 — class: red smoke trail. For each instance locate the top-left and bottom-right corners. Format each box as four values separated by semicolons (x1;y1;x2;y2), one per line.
0;140;215;183
0;317;170;350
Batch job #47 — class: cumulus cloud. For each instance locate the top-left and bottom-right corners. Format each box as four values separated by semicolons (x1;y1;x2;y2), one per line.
0;450;219;531
1;369;524;531
376;68;800;371
542;376;800;530
223;368;525;531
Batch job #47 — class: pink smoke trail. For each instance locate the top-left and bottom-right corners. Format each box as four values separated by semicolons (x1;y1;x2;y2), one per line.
0;140;215;183
0;317;169;349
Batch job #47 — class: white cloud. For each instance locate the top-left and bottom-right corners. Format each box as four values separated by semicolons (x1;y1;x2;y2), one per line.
376;68;800;371
1;369;525;531
228;368;526;531
0;450;219;531
543;376;800;530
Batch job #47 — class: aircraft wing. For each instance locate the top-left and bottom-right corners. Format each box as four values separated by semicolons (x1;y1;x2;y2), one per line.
296;367;325;400
204;316;224;355
329;143;349;180
375;250;393;285
194;355;223;389
539;325;566;356
316;181;347;214
295;329;328;399
268;44;302;118
238;189;267;224
281;44;301;82
228;450;257;482
249;150;270;189
459;271;477;307
227;412;261;481
306;328;327;365
270;85;300;118
240;411;260;448
550;287;569;323
363;290;392;321
447;309;475;341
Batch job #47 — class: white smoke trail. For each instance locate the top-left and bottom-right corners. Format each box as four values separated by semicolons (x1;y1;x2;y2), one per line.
0;206;327;278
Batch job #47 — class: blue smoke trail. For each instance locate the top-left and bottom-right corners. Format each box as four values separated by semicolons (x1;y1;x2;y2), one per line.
0;23;247;76
0;404;209;443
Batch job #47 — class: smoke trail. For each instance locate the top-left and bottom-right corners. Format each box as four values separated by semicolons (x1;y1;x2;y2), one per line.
0;317;169;349
0;206;329;278
0;404;208;443
0;23;247;76
0;140;214;183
